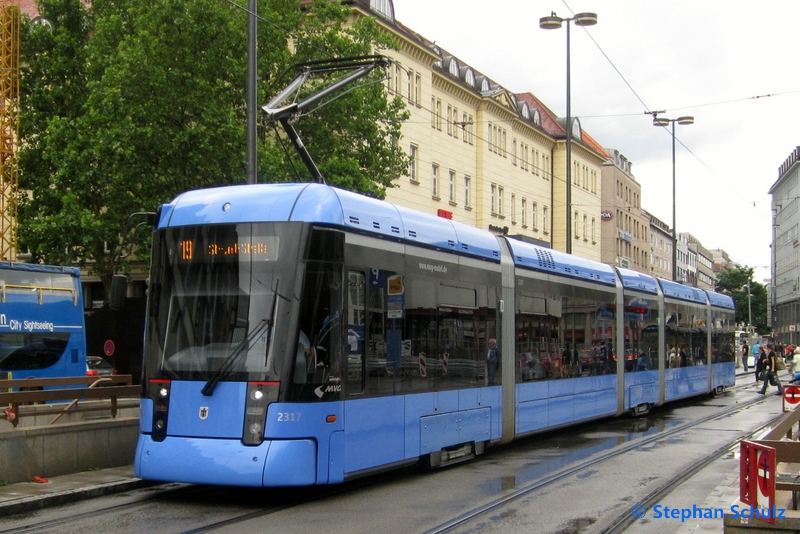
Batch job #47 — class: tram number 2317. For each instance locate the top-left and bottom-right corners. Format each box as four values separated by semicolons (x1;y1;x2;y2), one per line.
277;412;302;422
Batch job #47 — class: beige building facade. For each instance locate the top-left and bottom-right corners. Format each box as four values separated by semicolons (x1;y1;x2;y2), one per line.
351;0;607;258
600;149;649;274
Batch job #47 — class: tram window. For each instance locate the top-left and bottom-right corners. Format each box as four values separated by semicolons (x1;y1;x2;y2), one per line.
515;281;619;382
346;270;365;394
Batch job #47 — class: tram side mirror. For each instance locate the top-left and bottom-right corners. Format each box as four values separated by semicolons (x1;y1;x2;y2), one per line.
109;274;128;310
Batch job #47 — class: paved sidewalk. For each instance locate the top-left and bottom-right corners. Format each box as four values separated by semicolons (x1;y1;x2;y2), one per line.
0;465;150;516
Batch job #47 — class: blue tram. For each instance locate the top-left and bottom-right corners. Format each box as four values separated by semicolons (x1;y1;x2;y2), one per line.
133;183;735;486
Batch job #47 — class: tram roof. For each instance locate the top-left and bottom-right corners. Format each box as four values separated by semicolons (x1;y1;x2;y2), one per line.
615;267;659;294
159;183;502;262
706;291;735;310
657;278;709;305
504;238;617;286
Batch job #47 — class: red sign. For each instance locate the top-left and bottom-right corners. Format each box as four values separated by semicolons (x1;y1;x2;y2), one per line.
437;209;453;220
104;339;116;357
740;440;776;524
784;385;800;407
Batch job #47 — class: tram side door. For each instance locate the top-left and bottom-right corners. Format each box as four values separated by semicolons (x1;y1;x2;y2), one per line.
342;268;405;475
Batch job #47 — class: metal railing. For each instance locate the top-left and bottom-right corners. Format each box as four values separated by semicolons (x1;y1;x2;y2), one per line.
0;375;139;427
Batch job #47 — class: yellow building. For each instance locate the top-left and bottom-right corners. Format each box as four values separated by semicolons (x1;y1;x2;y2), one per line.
351;0;607;258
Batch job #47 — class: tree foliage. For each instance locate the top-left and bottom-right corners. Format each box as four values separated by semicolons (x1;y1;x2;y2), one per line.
714;265;769;334
17;0;409;295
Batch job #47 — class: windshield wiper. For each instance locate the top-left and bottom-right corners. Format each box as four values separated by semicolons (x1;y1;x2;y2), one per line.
201;318;269;396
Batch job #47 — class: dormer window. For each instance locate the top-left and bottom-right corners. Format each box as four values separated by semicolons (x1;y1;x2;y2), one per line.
481;78;490;92
519;102;530;119
532;109;541;126
571;117;582;140
369;0;394;21
447;57;459;77
462;67;475;87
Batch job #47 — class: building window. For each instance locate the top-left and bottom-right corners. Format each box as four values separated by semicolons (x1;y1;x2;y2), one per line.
498;186;504;216
512;140;517;165
453;107;458;139
491;183;497;214
543;206;548;234
431;98;442;130
591;217;596;244
532;202;538;230
432;164;439;198
449;169;456;203
395;64;401;94
415;73;421;106
534;149;540;175
574;211;579;237
407;69;413;103
467;114;474;144
511;193;516;223
409;144;419;183
583;214;588;241
464;175;471;208
446;104;452;136
521;198;527;227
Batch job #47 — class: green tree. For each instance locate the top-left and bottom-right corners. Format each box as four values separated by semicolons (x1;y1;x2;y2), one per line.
714;266;769;334
17;0;409;296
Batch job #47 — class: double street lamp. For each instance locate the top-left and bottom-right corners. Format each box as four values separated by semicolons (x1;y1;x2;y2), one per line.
539;11;597;255
652;113;694;282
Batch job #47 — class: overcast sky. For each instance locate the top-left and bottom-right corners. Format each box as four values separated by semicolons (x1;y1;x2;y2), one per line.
391;0;800;283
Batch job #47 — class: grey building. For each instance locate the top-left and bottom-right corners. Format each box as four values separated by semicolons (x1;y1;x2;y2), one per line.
768;146;800;346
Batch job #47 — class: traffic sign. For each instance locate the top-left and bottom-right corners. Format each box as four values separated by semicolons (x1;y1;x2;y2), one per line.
785;384;800;405
103;339;116;357
740;440;776;524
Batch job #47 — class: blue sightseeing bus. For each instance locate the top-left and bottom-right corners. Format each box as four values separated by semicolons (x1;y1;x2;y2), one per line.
0;262;87;380
132;183;736;487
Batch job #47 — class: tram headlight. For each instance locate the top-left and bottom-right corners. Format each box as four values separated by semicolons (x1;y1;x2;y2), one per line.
149;379;171;442
243;381;279;446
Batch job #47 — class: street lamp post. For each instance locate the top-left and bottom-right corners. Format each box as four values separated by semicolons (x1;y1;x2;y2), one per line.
652;114;694;282
246;0;257;185
746;281;752;334
539;11;597;255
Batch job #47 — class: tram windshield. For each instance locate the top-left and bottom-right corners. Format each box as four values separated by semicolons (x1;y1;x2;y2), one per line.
144;223;304;384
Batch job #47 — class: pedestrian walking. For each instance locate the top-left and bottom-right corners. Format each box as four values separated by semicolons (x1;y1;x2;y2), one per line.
758;344;783;395
741;342;749;372
755;346;767;384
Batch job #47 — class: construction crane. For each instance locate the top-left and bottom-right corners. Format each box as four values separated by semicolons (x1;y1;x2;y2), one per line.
0;0;18;261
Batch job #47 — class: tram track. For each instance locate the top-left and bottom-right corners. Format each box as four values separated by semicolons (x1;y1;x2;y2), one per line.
421;388;775;534
0;379;772;534
0;483;208;534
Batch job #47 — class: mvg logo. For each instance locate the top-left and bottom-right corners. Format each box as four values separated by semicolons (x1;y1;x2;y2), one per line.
314;384;342;399
199;406;209;420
